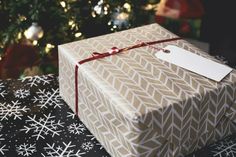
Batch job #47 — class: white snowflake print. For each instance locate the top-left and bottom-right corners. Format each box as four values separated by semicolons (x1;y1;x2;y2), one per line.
21;75;53;87
211;138;236;157
81;142;94;151
0;100;29;120
0;82;7;98
0;123;3;131
0;82;4;89
0;135;7;155
32;88;62;109
96;143;104;150
16;143;36;157
68;123;86;135
85;134;104;150
14;89;30;99
0;145;8;155
86;134;96;141
41;141;86;157
0;134;4;141
21;113;64;140
67;112;76;119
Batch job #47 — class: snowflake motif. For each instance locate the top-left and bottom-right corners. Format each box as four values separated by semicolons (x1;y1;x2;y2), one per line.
211;138;236;157
81;142;94;151
85;135;104;149
41;141;86;157
0;145;8;155
67;112;76;119
86;134;96;141
0;82;4;89
0;101;29;120
0;134;4;141
32;88;62;109
0;123;3;131
21;113;64;140
14;89;30;99
68;123;86;135
0;82;7;98
0;135;7;155
16;143;36;157
21;75;53;87
96;143;104;150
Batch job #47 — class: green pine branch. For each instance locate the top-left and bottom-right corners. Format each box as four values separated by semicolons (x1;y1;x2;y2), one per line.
0;0;159;56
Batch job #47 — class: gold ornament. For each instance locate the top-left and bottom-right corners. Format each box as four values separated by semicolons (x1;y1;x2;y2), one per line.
116;12;129;20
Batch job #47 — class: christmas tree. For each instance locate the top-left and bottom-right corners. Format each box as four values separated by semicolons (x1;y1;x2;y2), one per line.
0;0;159;57
0;0;160;78
0;0;206;78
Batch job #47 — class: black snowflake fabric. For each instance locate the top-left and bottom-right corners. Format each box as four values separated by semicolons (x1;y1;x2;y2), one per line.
187;134;236;157
1;74;236;157
0;74;110;157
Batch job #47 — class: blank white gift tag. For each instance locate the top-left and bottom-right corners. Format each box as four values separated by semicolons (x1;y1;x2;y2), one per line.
155;45;233;82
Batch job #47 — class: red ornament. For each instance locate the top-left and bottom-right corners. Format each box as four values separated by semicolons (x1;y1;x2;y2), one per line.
0;44;39;79
156;0;204;19
180;21;191;34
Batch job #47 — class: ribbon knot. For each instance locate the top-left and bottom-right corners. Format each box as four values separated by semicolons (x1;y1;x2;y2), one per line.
108;47;119;54
92;47;120;58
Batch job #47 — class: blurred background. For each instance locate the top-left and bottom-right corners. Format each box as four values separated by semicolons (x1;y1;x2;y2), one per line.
0;0;235;79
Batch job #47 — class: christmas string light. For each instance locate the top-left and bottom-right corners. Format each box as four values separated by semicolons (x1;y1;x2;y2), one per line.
60;1;66;8
75;32;82;38
19;15;27;21
17;32;22;40
93;0;109;16
32;40;38;45
104;5;109;15
45;43;55;53
144;3;158;10
68;20;74;26
91;12;96;18
123;3;131;12
68;20;77;29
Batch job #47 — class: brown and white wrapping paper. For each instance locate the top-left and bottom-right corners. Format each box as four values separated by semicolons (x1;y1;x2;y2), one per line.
58;24;236;157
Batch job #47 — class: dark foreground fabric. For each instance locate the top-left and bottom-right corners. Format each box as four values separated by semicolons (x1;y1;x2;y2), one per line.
0;74;235;157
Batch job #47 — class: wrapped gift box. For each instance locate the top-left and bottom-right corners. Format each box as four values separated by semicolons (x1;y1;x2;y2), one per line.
58;24;236;157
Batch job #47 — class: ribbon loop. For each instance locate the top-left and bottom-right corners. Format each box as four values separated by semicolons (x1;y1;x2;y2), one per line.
92;52;102;57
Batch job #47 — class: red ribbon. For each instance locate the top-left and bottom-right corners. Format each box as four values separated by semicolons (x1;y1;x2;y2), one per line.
75;37;181;115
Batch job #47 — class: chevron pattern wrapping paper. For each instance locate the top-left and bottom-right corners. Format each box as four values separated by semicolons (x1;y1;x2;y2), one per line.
58;24;236;157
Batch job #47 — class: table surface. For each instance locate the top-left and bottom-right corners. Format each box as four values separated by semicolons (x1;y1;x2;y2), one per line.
0;74;235;157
